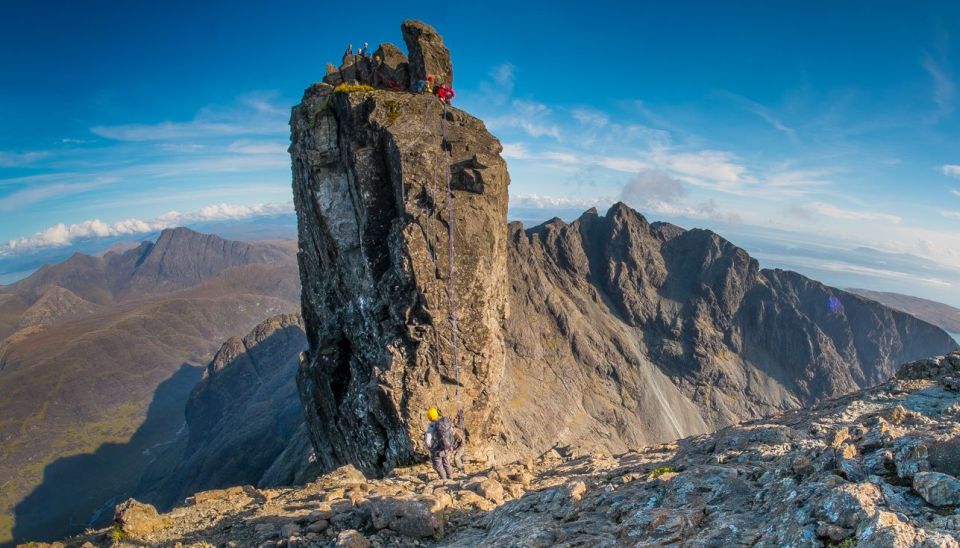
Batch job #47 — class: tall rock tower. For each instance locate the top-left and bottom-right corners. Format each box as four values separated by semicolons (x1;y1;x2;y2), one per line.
290;21;510;476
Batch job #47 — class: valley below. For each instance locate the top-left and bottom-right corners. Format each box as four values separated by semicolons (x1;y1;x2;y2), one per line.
0;229;301;545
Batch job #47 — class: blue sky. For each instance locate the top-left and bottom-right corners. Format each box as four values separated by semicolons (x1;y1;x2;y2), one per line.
1;1;959;306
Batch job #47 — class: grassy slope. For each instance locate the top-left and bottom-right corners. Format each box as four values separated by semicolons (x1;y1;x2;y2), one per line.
0;262;299;545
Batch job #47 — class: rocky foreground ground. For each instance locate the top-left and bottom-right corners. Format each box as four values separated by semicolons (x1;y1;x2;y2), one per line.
37;351;960;547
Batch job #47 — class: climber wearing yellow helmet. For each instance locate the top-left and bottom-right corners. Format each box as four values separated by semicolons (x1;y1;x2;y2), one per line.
424;406;462;479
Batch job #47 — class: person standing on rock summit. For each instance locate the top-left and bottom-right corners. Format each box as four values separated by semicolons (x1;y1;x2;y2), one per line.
424;406;461;479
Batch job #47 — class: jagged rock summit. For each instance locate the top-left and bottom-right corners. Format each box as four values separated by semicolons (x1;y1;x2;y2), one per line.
322;19;453;91
292;20;509;476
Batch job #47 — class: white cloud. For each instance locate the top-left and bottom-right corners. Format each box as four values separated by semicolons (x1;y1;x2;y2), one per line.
541;151;580;164
0;150;49;167
952;188;960;197
571;108;609;128
491;64;515;90
487;100;561;139
510;193;612;210
0;179;115;212
923;53;955;116
817;261;952;287
4;202;293;253
157;143;207;152
620;170;687;209
91;95;287;141
720;91;797;139
474;63;516;107
226;140;287;155
941;210;960;219
765;169;833;188
651;148;749;188
501;143;529;160
943;165;960;178
807;202;902;224
595;156;651;172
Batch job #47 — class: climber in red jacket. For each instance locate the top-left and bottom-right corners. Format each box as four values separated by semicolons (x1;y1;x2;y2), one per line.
435;84;455;104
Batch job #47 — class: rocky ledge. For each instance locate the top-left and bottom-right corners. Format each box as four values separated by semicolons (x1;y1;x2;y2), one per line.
52;351;960;547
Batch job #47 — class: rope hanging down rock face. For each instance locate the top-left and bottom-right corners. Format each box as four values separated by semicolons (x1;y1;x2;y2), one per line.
439;102;464;430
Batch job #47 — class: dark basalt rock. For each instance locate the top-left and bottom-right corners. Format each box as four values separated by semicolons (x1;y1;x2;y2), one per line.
497;204;958;458
291;51;508;476
401;19;453;88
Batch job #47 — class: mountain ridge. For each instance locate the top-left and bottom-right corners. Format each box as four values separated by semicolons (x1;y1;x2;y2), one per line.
498;203;957;457
5;227;292;306
847;287;960;334
0;228;301;545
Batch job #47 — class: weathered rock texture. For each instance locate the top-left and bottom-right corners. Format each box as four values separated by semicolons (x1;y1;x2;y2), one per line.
321;20;451;91
63;352;960;547
291;22;509;476
401;20;453;88
499;205;959;458
138;314;318;509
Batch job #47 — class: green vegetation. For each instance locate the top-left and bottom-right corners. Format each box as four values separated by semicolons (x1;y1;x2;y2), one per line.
384;100;401;126
834;539;856;548
334;83;375;94
651;466;676;478
110;524;127;542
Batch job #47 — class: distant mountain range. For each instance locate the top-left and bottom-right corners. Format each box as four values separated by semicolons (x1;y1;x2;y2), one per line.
0;213;297;285
846;288;960;338
498;205;960;457
0;227;300;546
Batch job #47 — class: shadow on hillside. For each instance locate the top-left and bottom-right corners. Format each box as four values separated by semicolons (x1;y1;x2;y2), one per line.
9;363;202;546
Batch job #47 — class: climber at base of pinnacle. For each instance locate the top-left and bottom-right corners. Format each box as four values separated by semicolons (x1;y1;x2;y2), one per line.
424;406;465;480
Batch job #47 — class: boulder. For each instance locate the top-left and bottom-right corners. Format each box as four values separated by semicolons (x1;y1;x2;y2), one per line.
193;485;250;504
856;511;924;548
367;495;447;538
912;471;960;507
113;498;165;537
335;529;371;548
928;437;960;476
815;483;882;529
401;19;453;88
372;43;410;90
567;480;587;502
894;439;930;479
466;478;505;503
323;63;342;86
280;523;300;538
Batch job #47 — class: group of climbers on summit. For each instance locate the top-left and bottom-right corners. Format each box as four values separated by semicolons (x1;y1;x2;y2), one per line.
338;41;455;104
414;75;455;104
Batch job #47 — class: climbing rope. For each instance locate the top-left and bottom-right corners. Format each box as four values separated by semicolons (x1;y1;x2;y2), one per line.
438;102;464;430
